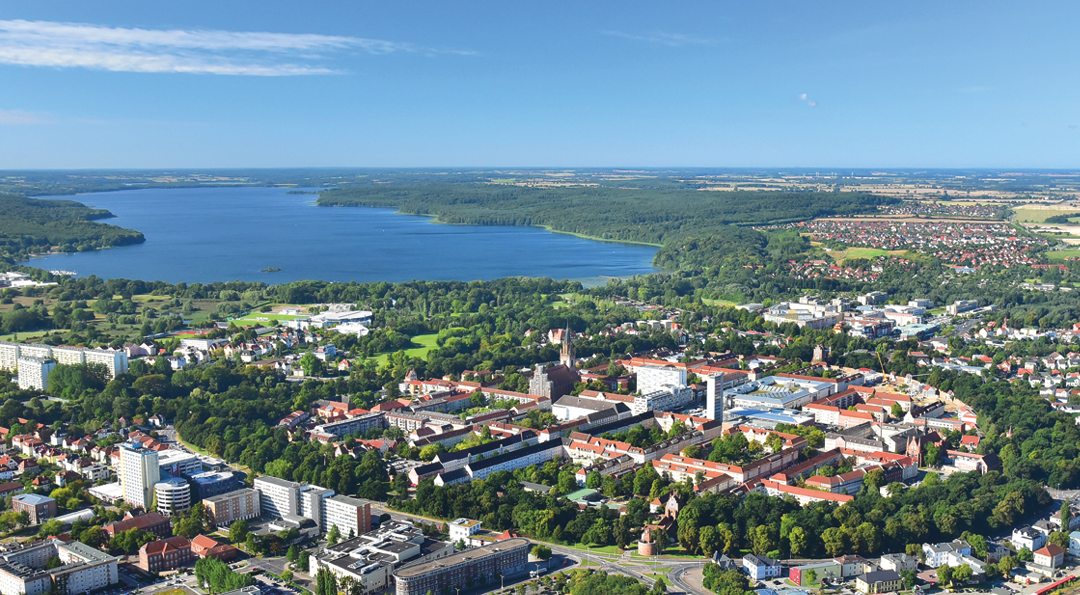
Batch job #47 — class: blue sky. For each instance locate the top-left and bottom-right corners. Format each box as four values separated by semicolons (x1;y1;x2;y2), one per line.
0;1;1076;168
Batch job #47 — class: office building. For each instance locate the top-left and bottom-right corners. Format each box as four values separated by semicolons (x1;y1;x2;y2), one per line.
189;471;239;499
119;443;160;509
393;538;530;595
103;512;172;540
138;536;193;572
157;449;202;478
11;494;57;525
314;520;454;595
204;488;261;527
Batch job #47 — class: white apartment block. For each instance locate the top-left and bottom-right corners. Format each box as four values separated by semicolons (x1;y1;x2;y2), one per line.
634;386;694;415
253;476;301;519
637;364;687;397
154;477;191;517
119;443;159;509
16;357;55;391
0;539;117;595
299;485;335;530
0;342;128;379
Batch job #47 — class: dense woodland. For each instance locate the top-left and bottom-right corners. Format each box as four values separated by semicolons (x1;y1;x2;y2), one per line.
317;184;895;247
0;195;145;260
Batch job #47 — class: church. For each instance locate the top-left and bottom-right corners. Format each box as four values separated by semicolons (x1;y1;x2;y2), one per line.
529;327;581;400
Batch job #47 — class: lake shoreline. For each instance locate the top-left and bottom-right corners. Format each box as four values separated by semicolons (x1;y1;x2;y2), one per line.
23;187;659;284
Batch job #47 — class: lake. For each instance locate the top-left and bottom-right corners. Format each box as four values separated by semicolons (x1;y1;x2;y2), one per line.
24;187;659;285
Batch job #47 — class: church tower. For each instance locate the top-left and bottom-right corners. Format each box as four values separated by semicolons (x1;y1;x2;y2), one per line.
559;326;575;367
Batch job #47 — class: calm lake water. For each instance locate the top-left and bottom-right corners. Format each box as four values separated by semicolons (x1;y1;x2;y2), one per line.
25;187;658;285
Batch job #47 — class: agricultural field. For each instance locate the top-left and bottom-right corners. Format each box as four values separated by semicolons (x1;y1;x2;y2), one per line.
1012;205;1080;223
1045;249;1080;261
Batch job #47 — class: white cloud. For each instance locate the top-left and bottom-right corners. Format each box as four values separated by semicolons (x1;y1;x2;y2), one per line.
798;93;817;108
0;19;472;76
601;30;715;47
0;107;51;124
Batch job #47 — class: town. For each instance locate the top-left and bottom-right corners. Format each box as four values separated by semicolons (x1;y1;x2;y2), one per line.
0;256;1077;595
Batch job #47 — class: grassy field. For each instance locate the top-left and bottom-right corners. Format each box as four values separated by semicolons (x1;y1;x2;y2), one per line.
371;333;440;365
1013;207;1080;223
827;247;910;263
702;298;739;307
0;329;65;342
1046;249;1080;260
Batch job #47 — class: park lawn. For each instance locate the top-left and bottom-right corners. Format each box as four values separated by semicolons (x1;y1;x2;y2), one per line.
371;333;440;365
1046;249;1080;260
702;298;739;307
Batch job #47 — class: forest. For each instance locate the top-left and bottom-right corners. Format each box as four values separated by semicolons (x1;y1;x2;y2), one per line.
0;194;145;260
316;184;895;252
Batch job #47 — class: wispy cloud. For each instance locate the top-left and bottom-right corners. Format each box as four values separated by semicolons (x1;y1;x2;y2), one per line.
798;93;818;108
0;19;472;76
601;30;715;47
0;107;52;125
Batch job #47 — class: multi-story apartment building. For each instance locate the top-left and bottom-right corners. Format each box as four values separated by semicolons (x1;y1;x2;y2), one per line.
16;357;56;391
0;342;128;379
324;495;371;539
637;364;687;397
298;485;335;531
633;387;694;415
204;488;261;527
393;538;530;595
119;443;159;508
253;476;301;519
0;539;117;595
463;440;563;482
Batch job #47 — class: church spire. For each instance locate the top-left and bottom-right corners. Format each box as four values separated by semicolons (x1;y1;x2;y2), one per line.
560;325;575;367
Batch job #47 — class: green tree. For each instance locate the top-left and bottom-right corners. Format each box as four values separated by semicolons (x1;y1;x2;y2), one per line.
953;564;973;585
804;569;817;586
700;525;721;558
316;567;338;595
821;527;848;557
586;471;602;490
788;527;808;557
287;544;299;562
229;520;249;543
900;570;917;590
298;550;311;572
751;525;773;556
328;524;342;545
531;545;552;560
936;565;953;588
